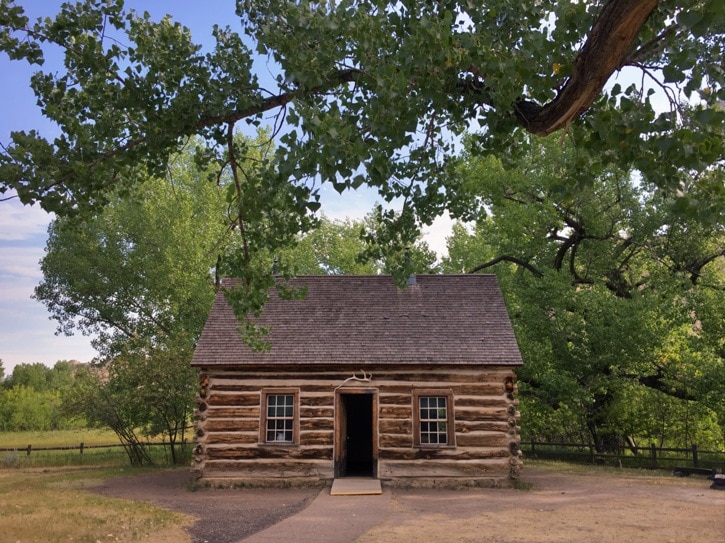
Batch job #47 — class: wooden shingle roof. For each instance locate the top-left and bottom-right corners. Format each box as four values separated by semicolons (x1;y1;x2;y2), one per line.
191;274;523;367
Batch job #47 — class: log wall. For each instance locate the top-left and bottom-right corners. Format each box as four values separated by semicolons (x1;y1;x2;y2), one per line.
192;365;522;487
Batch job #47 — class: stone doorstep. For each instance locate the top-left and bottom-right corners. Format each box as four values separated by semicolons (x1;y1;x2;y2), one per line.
330;478;383;496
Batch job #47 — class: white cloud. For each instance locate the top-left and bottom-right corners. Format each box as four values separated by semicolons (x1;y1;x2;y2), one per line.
0;246;46;279
422;214;454;260
0;199;52;241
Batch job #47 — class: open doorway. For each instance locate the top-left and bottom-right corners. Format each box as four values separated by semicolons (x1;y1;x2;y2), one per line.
336;392;376;478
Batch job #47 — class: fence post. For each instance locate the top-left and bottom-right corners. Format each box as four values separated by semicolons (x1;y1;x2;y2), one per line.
650;443;657;469
26;444;32;457
531;440;536;456
80;442;84;455
691;444;698;467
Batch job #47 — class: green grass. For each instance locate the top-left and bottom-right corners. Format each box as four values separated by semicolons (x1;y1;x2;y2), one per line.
524;458;685;479
0;466;192;542
0;428;121;448
0;429;191;468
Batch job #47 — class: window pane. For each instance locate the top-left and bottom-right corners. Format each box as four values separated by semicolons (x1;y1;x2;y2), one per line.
419;395;449;446
266;394;295;443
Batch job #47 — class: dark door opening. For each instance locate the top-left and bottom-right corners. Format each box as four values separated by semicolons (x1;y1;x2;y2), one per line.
339;393;375;477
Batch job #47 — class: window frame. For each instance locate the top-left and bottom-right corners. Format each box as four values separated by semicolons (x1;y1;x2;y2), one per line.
260;388;300;446
412;389;455;448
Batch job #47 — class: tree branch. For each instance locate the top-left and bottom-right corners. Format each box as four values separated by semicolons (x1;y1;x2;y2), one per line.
468;255;544;277
513;0;658;135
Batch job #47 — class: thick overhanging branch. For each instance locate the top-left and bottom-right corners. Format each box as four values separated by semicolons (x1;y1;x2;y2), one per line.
636;371;698;401
513;0;658;135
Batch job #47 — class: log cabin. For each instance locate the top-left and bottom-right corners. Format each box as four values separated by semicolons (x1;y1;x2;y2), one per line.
191;274;523;487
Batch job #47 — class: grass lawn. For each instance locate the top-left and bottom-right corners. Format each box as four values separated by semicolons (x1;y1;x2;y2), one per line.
0;466;192;542
0;429;186;468
0;428;121;448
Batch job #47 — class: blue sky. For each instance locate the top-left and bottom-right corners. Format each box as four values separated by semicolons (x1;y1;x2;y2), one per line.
0;1;452;375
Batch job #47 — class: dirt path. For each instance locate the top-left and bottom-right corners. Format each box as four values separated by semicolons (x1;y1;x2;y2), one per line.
92;467;725;543
92;470;321;543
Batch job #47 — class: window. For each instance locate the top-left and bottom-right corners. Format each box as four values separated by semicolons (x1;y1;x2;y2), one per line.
413;389;454;447
261;390;299;445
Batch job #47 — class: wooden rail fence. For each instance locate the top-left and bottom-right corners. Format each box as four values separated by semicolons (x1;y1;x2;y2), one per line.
520;440;725;471
0;442;171;456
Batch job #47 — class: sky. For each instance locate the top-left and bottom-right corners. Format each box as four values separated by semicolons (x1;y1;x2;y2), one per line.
0;1;453;375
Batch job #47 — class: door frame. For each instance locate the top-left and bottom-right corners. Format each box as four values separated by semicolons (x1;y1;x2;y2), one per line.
334;387;378;478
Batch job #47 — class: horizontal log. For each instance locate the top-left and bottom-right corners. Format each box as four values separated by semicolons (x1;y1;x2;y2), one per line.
455;397;509;408
205;432;259;445
205;419;259;432
206;407;260;418
456;432;512;448
380;406;412;419
206;393;259;407
378;394;411;405
379;434;414;448
202;459;334;479
206;445;332;460
379;419;412;434
455;407;510;422
300;431;334;446
206;371;501;385
379;447;510;461
300;407;334;418
452;384;505;395
300;395;334;407
456;420;510;433
379;458;511;479
211;384;257;392
300;418;334;431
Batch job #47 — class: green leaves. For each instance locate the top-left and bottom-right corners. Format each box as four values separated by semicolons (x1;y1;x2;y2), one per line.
444;136;725;449
1;0;723;331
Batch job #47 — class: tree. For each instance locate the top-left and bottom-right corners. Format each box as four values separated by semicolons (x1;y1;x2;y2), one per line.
0;359;4;381
0;361;84;430
281;213;439;275
64;366;154;466
3;362;51;391
64;337;198;465
0;0;722;296
34;140;234;462
34;141;230;356
443;137;724;450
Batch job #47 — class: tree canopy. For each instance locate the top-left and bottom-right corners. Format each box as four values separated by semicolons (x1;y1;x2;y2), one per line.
443;137;724;450
1;0;723;272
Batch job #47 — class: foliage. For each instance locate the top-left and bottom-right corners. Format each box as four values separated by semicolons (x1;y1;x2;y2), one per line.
0;386;60;431
280;213;439;275
31;140;235;463
0;361;85;431
443;137;724;451
33;141;230;357
103;336;198;464
63;366;153;466
0;0;722;306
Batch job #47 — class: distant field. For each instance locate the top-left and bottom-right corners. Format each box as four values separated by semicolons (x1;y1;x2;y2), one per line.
0;429;187;468
0;428;121;448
